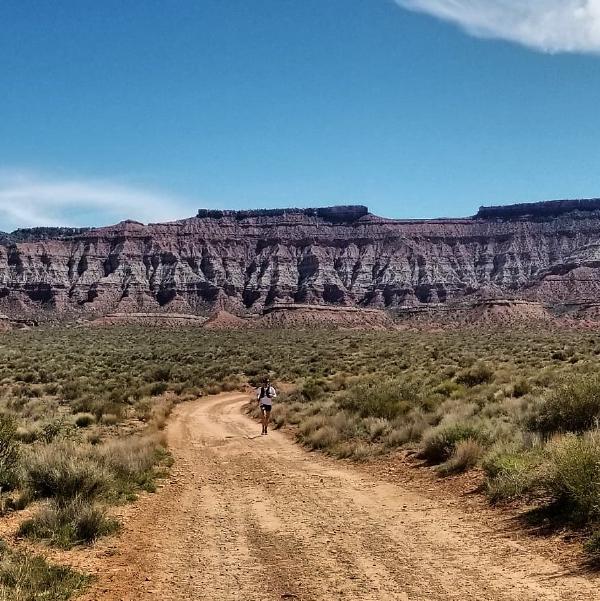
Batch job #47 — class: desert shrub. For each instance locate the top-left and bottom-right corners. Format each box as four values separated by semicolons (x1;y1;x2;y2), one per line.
330;412;364;439
433;379;461;397
512;378;531;398
94;435;169;499
528;376;600;434
300;379;325;402
14;425;40;444
73;413;95;428
483;447;545;502
304;425;340;450
0;416;20;491
298;414;327;437
23;443;111;503
100;414;119;426
204;383;221;395
0;543;89;600
420;422;487;463
43;382;59;395
140;381;168;397
145;365;172;382
269;405;287;430
8;490;32;512
40;419;76;443
332;440;380;461
338;379;420;420
383;411;430;447
148;398;174;430
455;362;494;387
18;498;119;548
584;530;600;560
364;417;390;442
543;433;600;523
437;439;485;476
383;427;413;447
61;380;86;401
296;411;364;452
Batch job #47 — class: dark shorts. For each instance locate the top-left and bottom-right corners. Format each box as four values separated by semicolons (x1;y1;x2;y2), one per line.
259;403;272;413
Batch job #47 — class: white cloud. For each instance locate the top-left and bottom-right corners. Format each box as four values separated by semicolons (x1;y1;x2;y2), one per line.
395;0;600;53
0;169;194;232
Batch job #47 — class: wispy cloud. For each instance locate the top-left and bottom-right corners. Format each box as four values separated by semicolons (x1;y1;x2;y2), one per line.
0;169;194;232
395;1;600;54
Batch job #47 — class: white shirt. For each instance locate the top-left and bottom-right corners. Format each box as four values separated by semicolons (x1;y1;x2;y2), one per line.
257;385;277;405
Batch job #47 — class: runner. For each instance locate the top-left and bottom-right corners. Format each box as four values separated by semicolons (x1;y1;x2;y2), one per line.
257;378;277;435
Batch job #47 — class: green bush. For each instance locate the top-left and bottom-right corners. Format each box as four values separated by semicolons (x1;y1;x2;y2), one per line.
529;376;600;434
145;365;172;382
483;448;544;502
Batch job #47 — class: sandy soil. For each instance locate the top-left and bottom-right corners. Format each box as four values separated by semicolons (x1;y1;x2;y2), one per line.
76;393;599;600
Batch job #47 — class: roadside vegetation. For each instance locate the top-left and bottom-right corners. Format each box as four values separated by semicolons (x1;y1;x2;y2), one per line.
0;543;89;601
1;324;600;591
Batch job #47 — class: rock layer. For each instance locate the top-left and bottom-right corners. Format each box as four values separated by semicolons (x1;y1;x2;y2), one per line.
2;202;600;319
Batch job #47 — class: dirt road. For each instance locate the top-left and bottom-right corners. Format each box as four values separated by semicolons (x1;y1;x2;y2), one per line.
80;393;599;600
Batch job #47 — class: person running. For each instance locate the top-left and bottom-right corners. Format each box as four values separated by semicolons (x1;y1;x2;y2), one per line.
257;378;277;435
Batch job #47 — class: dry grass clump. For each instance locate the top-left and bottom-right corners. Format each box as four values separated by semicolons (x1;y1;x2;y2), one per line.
23;442;111;504
420;423;488;464
17;498;119;548
303;424;340;450
19;435;169;548
437;439;486;476
0;542;89;600
94;434;170;499
99;414;119;426
296;409;378;459
383;412;430;447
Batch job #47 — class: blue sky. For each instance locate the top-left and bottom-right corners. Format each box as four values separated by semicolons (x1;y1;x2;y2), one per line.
2;0;600;229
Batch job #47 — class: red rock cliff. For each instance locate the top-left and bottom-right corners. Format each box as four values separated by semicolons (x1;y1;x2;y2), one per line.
2;201;600;318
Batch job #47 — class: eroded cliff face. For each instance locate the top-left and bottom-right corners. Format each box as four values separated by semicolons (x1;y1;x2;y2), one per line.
2;202;600;319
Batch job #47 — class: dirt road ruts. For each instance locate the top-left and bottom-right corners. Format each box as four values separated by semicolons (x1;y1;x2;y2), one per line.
79;392;598;600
